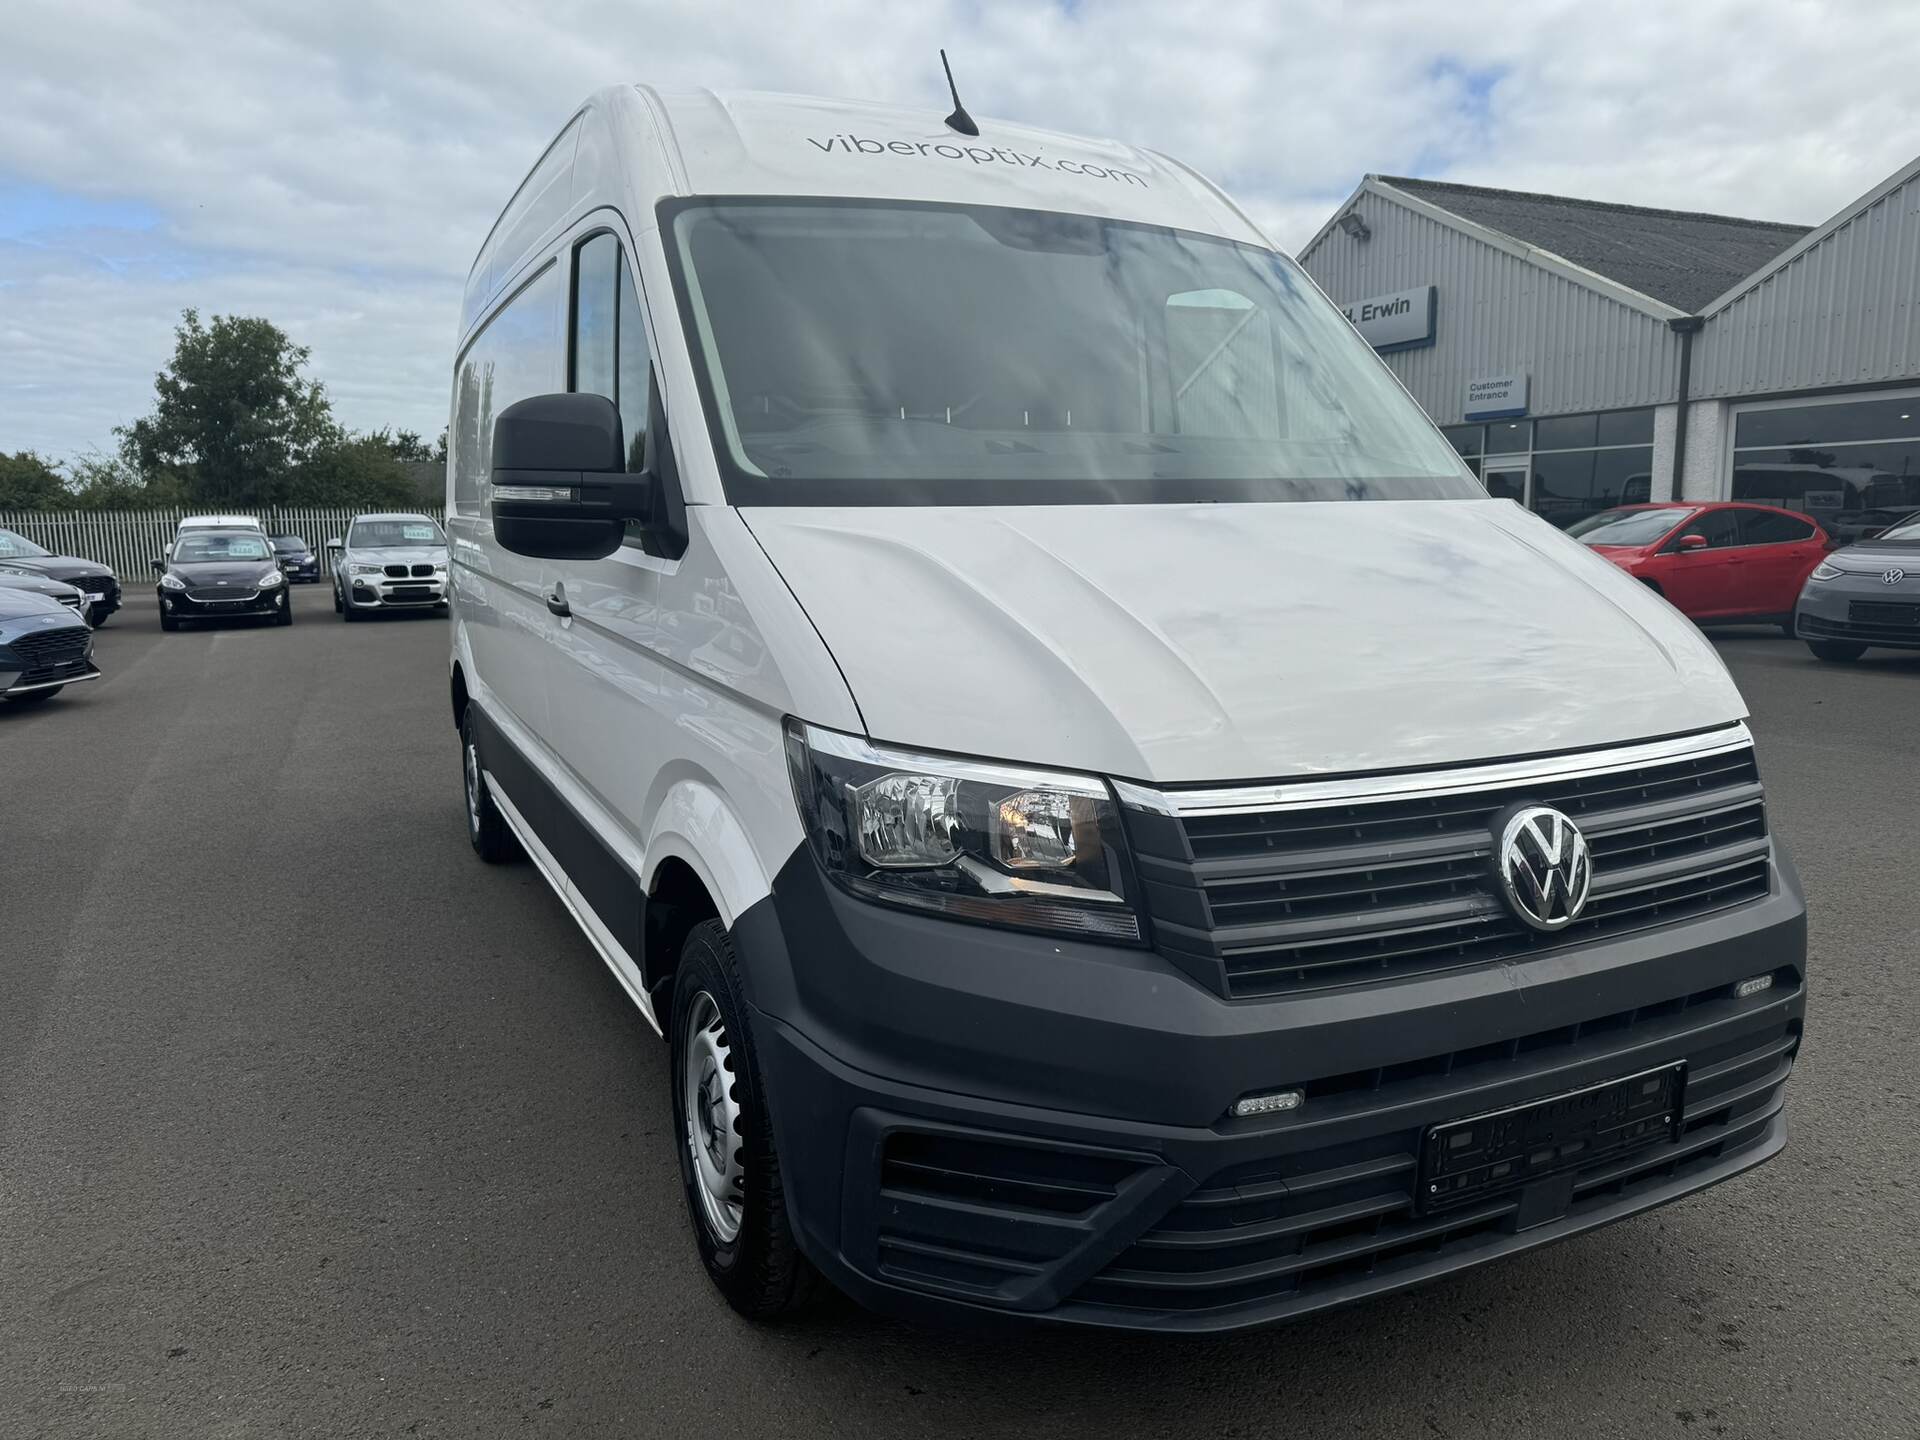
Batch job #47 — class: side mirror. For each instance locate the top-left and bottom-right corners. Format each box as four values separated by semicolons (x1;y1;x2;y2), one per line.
489;392;656;561
149;557;163;574
326;538;343;551
1676;533;1709;552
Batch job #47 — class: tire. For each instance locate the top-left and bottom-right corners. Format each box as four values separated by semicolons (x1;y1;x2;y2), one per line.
160;609;179;632
461;709;518;863
1808;640;1867;662
276;598;293;626
4;687;59;705
1780;618;1798;639
89;606;110;628
670;920;818;1321
332;583;342;614
342;598;359;622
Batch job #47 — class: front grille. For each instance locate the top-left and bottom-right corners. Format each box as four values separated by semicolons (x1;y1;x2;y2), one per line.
9;626;89;667
1073;992;1797;1319
1848;599;1920;629
383;564;409;578
188;587;258;603
409;562;435;578
1129;733;1772;998
1804;610;1920;644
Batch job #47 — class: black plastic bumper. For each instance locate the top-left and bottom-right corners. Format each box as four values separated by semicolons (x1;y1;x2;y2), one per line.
737;846;1806;1333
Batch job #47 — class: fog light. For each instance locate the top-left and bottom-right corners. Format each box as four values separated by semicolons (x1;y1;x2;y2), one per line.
1231;1088;1303;1119
1734;974;1774;999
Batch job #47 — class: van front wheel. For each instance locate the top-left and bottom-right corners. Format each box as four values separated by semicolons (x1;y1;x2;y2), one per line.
671;920;816;1320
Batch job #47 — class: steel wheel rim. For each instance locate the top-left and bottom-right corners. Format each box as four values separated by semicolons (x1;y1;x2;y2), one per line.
464;739;482;835
682;990;745;1244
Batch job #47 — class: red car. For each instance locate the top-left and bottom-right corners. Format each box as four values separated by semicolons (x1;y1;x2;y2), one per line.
1568;502;1832;632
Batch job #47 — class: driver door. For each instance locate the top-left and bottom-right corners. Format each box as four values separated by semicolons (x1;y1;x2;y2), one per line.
1656;508;1743;618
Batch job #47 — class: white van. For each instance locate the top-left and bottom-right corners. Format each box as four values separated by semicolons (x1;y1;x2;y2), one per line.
448;86;1806;1332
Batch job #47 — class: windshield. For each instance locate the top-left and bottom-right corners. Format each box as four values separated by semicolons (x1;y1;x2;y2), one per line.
1876;513;1920;542
271;536;307;552
1567;507;1692;546
174;532;272;563
348;519;444;548
663;198;1476;507
0;528;52;559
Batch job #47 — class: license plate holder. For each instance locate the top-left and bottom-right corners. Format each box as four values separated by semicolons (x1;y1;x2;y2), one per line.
1418;1062;1684;1214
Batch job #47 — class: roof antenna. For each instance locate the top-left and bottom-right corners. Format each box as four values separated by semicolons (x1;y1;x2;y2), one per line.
940;50;979;136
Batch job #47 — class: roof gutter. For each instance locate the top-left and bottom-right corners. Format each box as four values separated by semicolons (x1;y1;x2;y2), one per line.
1667;316;1705;498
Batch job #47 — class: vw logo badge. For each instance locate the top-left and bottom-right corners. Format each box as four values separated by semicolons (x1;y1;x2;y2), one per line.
1494;804;1593;932
1883;568;1906;585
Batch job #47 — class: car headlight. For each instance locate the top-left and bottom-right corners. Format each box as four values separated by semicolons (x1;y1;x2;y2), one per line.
0;564;35;578
159;573;186;590
783;719;1143;943
349;563;383;576
259;569;285;586
1809;560;1844;581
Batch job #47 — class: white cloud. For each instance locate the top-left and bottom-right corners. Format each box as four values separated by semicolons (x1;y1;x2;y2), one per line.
3;0;1918;458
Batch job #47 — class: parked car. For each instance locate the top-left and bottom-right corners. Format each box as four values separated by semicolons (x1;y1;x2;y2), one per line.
269;534;321;583
0;526;122;627
1793;510;1920;660
448;85;1805;1333
0;569;90;618
329;513;448;620
1569;502;1830;632
0;585;100;704
153;527;292;630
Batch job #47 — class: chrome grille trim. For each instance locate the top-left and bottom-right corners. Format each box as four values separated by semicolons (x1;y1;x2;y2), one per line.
1115;723;1754;817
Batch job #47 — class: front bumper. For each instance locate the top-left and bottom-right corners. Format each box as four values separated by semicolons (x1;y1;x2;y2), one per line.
159;585;288;619
345;572;448;609
1797;576;1920;649
737;848;1806;1333
280;559;320;582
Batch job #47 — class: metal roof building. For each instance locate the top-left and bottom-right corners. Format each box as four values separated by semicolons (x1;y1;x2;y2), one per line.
1299;157;1920;541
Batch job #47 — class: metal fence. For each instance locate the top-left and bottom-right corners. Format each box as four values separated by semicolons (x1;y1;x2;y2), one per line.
0;506;447;581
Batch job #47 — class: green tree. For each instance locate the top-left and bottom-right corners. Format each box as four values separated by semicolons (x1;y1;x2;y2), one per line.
0;451;70;508
64;451;186;509
119;308;338;507
369;427;435;463
286;434;418;508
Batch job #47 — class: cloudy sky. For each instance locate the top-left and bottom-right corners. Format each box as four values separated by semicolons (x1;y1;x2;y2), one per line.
4;0;1919;461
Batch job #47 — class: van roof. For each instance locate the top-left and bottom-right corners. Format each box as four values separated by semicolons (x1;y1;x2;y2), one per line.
639;87;1266;243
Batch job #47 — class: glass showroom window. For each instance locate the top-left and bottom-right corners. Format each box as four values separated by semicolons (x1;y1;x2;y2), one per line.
1731;392;1920;543
1447;409;1654;527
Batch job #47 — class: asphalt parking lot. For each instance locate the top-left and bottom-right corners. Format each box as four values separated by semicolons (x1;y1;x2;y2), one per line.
2;584;1916;1440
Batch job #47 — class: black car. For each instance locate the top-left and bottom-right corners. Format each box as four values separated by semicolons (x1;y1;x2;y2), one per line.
154;528;293;630
0;569;91;619
0;585;100;704
269;533;321;583
0;525;121;626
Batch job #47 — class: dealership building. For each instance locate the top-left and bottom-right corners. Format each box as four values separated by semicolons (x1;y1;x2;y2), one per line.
1299;154;1920;539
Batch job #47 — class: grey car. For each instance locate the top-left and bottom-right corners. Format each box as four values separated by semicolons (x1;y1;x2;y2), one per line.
0;584;100;704
0;569;90;620
328;513;451;621
1793;510;1920;660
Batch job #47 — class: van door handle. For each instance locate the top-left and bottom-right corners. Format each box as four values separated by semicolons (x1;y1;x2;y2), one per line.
546;585;571;618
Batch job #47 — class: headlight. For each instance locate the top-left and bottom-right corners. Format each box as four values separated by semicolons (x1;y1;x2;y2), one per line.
1809;561;1843;581
159;573;186;590
0;564;35;578
783;720;1143;943
259;569;285;586
349;563;382;576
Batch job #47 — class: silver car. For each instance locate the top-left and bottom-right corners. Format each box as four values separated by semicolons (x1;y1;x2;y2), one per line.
328;513;450;621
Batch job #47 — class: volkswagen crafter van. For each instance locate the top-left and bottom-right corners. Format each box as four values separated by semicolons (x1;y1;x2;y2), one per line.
447;86;1805;1332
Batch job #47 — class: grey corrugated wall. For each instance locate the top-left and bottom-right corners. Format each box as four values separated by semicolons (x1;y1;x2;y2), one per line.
1298;188;1680;423
1692;166;1920;398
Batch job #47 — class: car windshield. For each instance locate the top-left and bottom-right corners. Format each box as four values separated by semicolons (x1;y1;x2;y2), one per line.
0;527;53;559
663;198;1477;507
174;532;272;563
271;537;307;552
1567;508;1692;546
348;519;444;548
1875;513;1920;542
